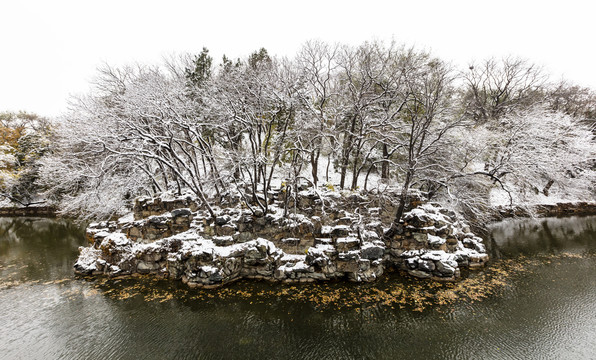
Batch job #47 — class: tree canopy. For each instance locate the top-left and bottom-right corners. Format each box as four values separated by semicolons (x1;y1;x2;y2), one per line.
31;41;595;224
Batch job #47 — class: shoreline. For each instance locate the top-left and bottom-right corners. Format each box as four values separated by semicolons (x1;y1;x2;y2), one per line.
495;201;596;219
0;206;56;217
6;199;595;289
73;191;490;288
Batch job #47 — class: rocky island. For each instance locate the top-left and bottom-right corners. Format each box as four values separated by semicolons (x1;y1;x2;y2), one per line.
75;187;489;288
2;41;589;293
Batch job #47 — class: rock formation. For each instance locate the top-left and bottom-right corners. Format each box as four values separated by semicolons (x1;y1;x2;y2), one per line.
75;189;489;288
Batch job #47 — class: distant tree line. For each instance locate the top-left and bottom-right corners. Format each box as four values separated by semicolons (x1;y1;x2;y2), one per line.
0;111;50;207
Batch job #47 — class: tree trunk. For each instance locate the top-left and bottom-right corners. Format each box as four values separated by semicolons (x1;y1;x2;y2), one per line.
310;150;319;187
381;143;389;179
384;169;412;240
339;114;357;189
542;179;554;196
325;155;331;183
363;163;376;191
350;146;361;190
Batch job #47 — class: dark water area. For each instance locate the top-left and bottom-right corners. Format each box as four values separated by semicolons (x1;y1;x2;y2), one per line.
488;216;596;258
0;216;594;359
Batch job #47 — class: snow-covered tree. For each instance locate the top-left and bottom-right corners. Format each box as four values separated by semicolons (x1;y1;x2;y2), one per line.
462;57;547;122
208;49;303;214
333;41;413;191
435;106;596;223
294;40;341;187
0;111;51;206
40;61;223;218
546;79;596;120
37;40;596;225
384;55;463;236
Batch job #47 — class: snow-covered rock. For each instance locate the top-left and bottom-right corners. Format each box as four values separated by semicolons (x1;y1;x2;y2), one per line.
76;192;489;287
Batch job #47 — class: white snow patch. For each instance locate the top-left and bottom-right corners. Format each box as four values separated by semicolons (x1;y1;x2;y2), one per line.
281;254;306;262
428;234;446;246
118;213;135;224
101;233;131;247
74;247;101;271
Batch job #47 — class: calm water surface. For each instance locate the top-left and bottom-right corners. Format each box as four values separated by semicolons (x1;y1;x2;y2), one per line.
0;216;594;359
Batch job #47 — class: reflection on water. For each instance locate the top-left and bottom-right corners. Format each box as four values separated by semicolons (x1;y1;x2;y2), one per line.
488;216;596;258
0;216;595;359
0;217;85;283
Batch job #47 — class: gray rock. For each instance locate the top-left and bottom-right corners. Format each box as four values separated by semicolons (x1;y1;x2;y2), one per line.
212;236;234;246
239;214;253;223
281;238;301;246
208;272;223;283
394;223;405;235
217;224;237;236
358;259;371;271
315;238;333;245
338;250;360;261
308;272;328;280
305;247;330;266
435;259;457;276
336;260;359;273
254;216;267;226
408;269;431;278
215;215;231;225
359;264;383;281
418;259;435;272
234;232;253;243
274;268;287;279
143;252;162;262
405;257;419;269
412;233;428;243
224;257;241;274
137;261;160;272
361;244;384;260
190;248;213;262
244;247;266;264
330;225;351;238
171;208;192;217
336;236;360;252
147;215;167;223
256;266;274;276
362;230;380;242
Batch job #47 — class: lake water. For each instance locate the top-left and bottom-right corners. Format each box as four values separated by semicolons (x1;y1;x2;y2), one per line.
0;216;594;359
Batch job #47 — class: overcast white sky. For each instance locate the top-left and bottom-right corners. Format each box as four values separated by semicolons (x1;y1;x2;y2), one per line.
1;0;594;117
